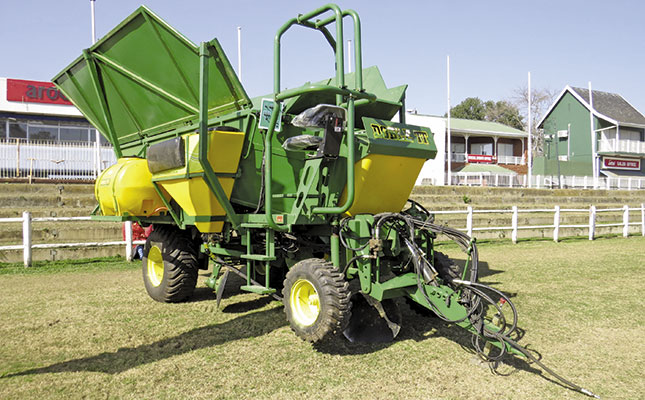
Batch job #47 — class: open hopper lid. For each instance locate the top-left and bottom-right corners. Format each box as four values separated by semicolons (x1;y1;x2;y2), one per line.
52;6;251;152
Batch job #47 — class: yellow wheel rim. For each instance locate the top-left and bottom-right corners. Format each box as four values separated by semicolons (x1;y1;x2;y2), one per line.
290;279;320;326
146;245;164;287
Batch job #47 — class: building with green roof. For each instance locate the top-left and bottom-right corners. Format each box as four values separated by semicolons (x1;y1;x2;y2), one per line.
406;112;528;185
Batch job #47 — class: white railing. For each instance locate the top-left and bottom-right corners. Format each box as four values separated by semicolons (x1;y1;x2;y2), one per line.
496;155;524;165
450;172;525;187
598;138;645;154
442;173;645;190
531;175;645;190
0;139;116;181
430;204;645;243
0;213;141;267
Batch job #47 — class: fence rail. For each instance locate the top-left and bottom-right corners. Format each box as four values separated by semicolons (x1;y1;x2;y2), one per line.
1;204;644;267
0;212;140;267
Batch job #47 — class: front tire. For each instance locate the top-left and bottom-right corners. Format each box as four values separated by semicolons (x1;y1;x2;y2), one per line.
283;258;351;342
142;225;199;303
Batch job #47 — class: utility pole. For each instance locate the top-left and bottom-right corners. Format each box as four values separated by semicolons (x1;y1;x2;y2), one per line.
588;81;597;188
527;72;532;187
90;0;100;177
446;55;451;186
237;27;242;81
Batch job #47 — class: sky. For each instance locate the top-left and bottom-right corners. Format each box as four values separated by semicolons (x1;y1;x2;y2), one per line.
2;0;645;120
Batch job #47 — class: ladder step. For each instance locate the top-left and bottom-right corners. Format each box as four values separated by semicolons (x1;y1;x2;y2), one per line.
240;285;277;295
240;223;270;228
241;254;276;261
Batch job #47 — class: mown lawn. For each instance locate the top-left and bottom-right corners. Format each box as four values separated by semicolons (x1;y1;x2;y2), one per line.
0;237;643;399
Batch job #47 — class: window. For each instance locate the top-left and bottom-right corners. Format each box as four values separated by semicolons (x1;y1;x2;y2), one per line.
60;127;89;142
621;128;641;141
556;129;569;161
451;142;465;153
0;119;6;139
9;122;27;139
29;125;58;141
471;142;493;155
498;143;514;157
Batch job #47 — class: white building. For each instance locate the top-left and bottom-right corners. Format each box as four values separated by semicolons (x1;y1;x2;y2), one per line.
406;112;529;186
0;77;113;180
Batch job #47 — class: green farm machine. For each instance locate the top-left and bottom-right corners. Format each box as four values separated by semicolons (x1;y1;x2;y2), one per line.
53;4;597;396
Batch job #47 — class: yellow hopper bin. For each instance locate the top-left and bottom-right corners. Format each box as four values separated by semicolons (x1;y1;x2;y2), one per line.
152;129;245;233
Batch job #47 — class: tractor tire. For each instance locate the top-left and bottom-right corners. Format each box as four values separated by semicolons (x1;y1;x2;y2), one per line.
142;225;199;303
282;258;351;343
406;251;460;316
434;251;461;282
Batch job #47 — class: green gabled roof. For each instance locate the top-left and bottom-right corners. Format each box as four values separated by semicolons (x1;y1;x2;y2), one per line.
449;118;526;136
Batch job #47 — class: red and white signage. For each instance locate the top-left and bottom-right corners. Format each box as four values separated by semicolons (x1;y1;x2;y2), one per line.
602;157;640;170
467;154;496;164
6;79;72;106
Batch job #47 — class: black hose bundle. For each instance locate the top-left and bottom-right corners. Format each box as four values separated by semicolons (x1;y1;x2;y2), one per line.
361;212;600;399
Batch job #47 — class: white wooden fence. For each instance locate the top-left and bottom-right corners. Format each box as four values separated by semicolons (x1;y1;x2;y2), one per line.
433;204;645;243
1;204;644;267
0;213;142;267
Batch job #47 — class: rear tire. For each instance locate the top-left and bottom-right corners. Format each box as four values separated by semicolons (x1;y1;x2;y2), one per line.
142;225;199;303
283;258;351;343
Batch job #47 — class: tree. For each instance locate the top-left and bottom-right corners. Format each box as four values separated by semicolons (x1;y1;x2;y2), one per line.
448;97;524;130
511;86;558;156
483;100;524;130
449;97;486;120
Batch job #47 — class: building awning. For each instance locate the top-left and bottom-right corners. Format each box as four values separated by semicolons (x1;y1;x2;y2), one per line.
455;164;517;175
600;169;645;178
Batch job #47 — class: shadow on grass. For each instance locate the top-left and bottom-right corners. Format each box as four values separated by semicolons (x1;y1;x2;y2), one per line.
3;306;286;378
313;303;553;386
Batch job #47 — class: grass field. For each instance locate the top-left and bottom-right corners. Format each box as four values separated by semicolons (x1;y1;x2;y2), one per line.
1;237;643;399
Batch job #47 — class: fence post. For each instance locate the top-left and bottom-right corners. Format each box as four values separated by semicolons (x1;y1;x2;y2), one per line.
467;206;473;238
641;203;645;237
559;175;564;189
125;221;134;261
511;205;518;244
622;205;629;237
583;175;588;189
628;178;632;191
606;178;610;190
553;205;560;242
589;205;596;240
23;211;32;267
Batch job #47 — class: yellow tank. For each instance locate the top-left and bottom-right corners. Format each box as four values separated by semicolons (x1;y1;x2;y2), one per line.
95;157;169;216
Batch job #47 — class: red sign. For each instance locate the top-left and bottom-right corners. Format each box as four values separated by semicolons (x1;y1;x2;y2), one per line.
603;157;640;170
467;154;496;164
6;79;72;105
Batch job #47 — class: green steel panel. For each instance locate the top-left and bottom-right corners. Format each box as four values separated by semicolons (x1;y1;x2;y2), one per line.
52;6;251;155
362;117;437;159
